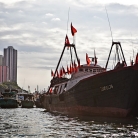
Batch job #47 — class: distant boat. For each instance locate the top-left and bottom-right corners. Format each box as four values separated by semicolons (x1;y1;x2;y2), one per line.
34;93;44;108
0;89;18;108
42;25;138;117
17;93;34;108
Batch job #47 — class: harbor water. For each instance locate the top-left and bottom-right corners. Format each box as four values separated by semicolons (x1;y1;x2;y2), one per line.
0;108;138;138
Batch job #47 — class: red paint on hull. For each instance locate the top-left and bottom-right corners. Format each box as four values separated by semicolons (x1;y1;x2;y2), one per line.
47;105;131;118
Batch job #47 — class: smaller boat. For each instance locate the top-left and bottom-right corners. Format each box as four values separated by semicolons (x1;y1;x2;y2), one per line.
0;89;18;108
34;93;44;108
17;93;34;108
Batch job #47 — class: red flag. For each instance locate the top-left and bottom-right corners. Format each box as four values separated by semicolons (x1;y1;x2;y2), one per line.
86;53;91;65
60;68;63;77
71;22;77;36
49;87;53;93
62;66;66;74
75;66;78;72
57;70;60;78
135;53;138;64
51;69;54;77
74;60;77;72
67;65;70;74
65;35;70;45
65;35;70;50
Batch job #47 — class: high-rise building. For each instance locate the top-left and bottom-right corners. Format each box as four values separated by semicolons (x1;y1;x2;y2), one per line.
4;46;17;82
0;55;9;83
0;66;9;83
0;55;4;65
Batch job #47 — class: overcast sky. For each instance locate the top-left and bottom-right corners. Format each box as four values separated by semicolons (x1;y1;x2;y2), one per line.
0;0;138;92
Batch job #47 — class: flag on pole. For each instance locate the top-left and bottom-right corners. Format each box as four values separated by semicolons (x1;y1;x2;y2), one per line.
86;53;91;65
71;22;77;36
49;87;53;93
62;66;66;75
57;70;60;78
51;69;54;77
65;35;70;50
60;68;63;77
65;35;70;45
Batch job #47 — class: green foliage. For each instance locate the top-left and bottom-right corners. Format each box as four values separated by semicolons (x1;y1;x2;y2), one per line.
0;81;21;91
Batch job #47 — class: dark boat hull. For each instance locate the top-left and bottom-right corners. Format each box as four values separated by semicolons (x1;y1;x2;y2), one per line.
43;65;138;118
35;101;43;108
0;99;18;108
21;101;34;108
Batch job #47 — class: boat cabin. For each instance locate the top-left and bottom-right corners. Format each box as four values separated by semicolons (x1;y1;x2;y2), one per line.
50;63;105;95
17;93;34;101
71;64;106;79
1;89;18;99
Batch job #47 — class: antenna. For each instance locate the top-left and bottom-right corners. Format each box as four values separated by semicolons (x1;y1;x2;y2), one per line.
67;7;70;34
105;7;113;42
130;33;134;60
22;78;25;91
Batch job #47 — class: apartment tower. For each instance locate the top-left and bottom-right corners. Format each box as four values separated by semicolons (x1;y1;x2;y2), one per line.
0;55;9;83
4;46;17;82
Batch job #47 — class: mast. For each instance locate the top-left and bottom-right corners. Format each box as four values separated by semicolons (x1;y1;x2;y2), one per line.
53;45;66;78
116;44;120;62
53;43;78;78
73;45;79;63
105;42;127;69
48;22;78;93
70;46;73;64
48;43;79;93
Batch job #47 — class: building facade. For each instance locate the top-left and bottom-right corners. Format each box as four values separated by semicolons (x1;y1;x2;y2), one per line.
0;66;9;83
0;55;4;66
4;46;17;82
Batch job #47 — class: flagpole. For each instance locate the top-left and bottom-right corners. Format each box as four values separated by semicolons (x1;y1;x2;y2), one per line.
73;35;76;45
67;7;70;34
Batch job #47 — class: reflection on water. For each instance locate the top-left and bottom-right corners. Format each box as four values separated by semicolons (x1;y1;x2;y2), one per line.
0;108;138;137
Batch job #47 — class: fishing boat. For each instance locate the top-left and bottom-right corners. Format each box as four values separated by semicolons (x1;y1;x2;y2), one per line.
0;89;18;108
17;93;34;108
42;23;138;118
34;93;44;108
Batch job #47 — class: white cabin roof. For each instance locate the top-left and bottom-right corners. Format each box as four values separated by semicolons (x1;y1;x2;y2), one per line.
80;63;102;68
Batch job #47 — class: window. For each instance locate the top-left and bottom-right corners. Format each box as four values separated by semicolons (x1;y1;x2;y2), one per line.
85;69;88;72
93;69;96;73
64;83;67;91
58;85;62;94
54;86;59;94
79;68;83;72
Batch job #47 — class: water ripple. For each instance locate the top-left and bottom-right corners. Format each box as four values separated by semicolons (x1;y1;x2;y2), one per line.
0;108;138;137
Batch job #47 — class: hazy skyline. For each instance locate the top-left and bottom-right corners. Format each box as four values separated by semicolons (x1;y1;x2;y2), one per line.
0;0;138;92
